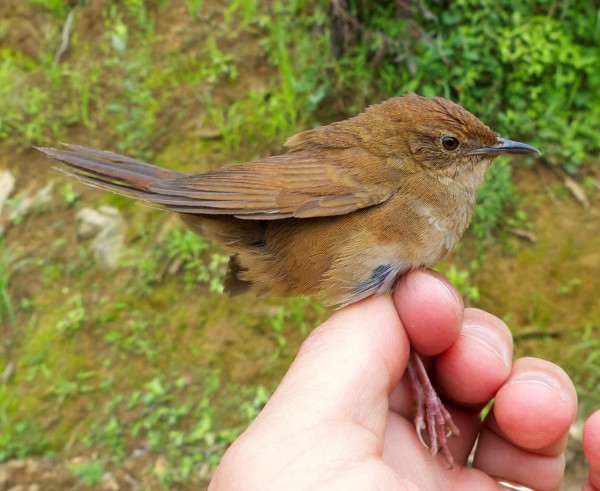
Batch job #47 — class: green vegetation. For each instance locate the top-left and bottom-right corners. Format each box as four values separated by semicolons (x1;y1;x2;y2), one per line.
0;416;52;460
79;371;269;485
0;243;16;324
68;459;105;486
435;264;480;306
0;241;28;324
336;1;600;169
1;0;599;488
124;228;228;295
573;324;600;411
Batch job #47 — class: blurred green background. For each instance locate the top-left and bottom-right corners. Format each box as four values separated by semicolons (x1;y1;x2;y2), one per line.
1;0;599;489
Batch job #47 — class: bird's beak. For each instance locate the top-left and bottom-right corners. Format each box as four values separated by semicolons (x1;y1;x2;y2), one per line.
469;137;541;156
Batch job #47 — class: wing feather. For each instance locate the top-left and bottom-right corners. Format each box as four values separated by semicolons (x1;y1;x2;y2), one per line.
148;154;397;219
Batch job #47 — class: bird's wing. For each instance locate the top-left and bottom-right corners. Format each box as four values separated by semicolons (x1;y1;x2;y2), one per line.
148;152;398;219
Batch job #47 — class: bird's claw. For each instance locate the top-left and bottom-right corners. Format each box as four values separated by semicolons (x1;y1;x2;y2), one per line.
408;351;459;469
415;419;428;448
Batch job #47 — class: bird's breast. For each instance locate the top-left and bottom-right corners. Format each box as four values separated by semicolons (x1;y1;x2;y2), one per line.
410;197;469;258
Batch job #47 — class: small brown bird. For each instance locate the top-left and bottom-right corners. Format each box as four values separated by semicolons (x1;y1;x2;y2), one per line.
39;93;539;467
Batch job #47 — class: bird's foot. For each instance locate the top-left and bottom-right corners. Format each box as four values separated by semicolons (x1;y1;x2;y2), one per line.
407;350;460;469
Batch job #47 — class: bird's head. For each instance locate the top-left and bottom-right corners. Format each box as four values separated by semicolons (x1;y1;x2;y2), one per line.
362;93;540;179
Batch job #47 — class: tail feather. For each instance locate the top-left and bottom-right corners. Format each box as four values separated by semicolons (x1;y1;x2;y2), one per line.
38;144;266;215
38;144;295;219
58;167;149;198
60;144;154;165
37;144;190;202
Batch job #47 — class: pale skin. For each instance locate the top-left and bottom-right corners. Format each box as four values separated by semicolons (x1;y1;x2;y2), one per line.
209;270;600;491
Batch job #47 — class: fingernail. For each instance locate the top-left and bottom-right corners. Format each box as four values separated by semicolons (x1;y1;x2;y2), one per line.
462;323;511;367
507;372;568;402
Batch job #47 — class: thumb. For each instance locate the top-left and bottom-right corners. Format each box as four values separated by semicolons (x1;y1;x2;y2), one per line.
254;295;409;434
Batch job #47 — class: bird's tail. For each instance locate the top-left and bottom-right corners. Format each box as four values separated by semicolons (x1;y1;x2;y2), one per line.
37;144;190;202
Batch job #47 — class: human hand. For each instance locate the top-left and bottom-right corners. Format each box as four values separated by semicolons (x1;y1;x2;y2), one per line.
210;269;595;490
584;410;600;490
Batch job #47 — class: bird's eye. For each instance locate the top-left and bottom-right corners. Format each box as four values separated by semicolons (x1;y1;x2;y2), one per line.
441;136;460;151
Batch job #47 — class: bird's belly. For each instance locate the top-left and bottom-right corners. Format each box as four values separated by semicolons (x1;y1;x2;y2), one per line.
323;232;454;307
313;199;466;306
235;195;469;307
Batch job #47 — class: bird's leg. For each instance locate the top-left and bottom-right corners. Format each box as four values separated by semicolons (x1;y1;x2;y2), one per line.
407;350;459;468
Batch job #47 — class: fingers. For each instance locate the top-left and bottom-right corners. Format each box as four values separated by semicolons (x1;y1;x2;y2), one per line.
392;270;576;490
390;283;513;416
391;271;514;463
393;269;463;355
394;271;512;408
435;308;513;406
493;358;577;451
388;269;464;417
473;358;577;491
583;410;600;490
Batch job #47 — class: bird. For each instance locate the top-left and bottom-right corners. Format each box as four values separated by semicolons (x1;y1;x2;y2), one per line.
38;93;540;467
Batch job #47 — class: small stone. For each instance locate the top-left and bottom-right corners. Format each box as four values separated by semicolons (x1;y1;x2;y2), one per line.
569;417;584;443
153;457;167;478
101;472;119;491
76;206;125;269
0;171;16;215
8;182;54;221
1;361;15;384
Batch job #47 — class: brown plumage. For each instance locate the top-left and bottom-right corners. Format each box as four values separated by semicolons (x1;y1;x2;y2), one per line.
38;93;540;466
